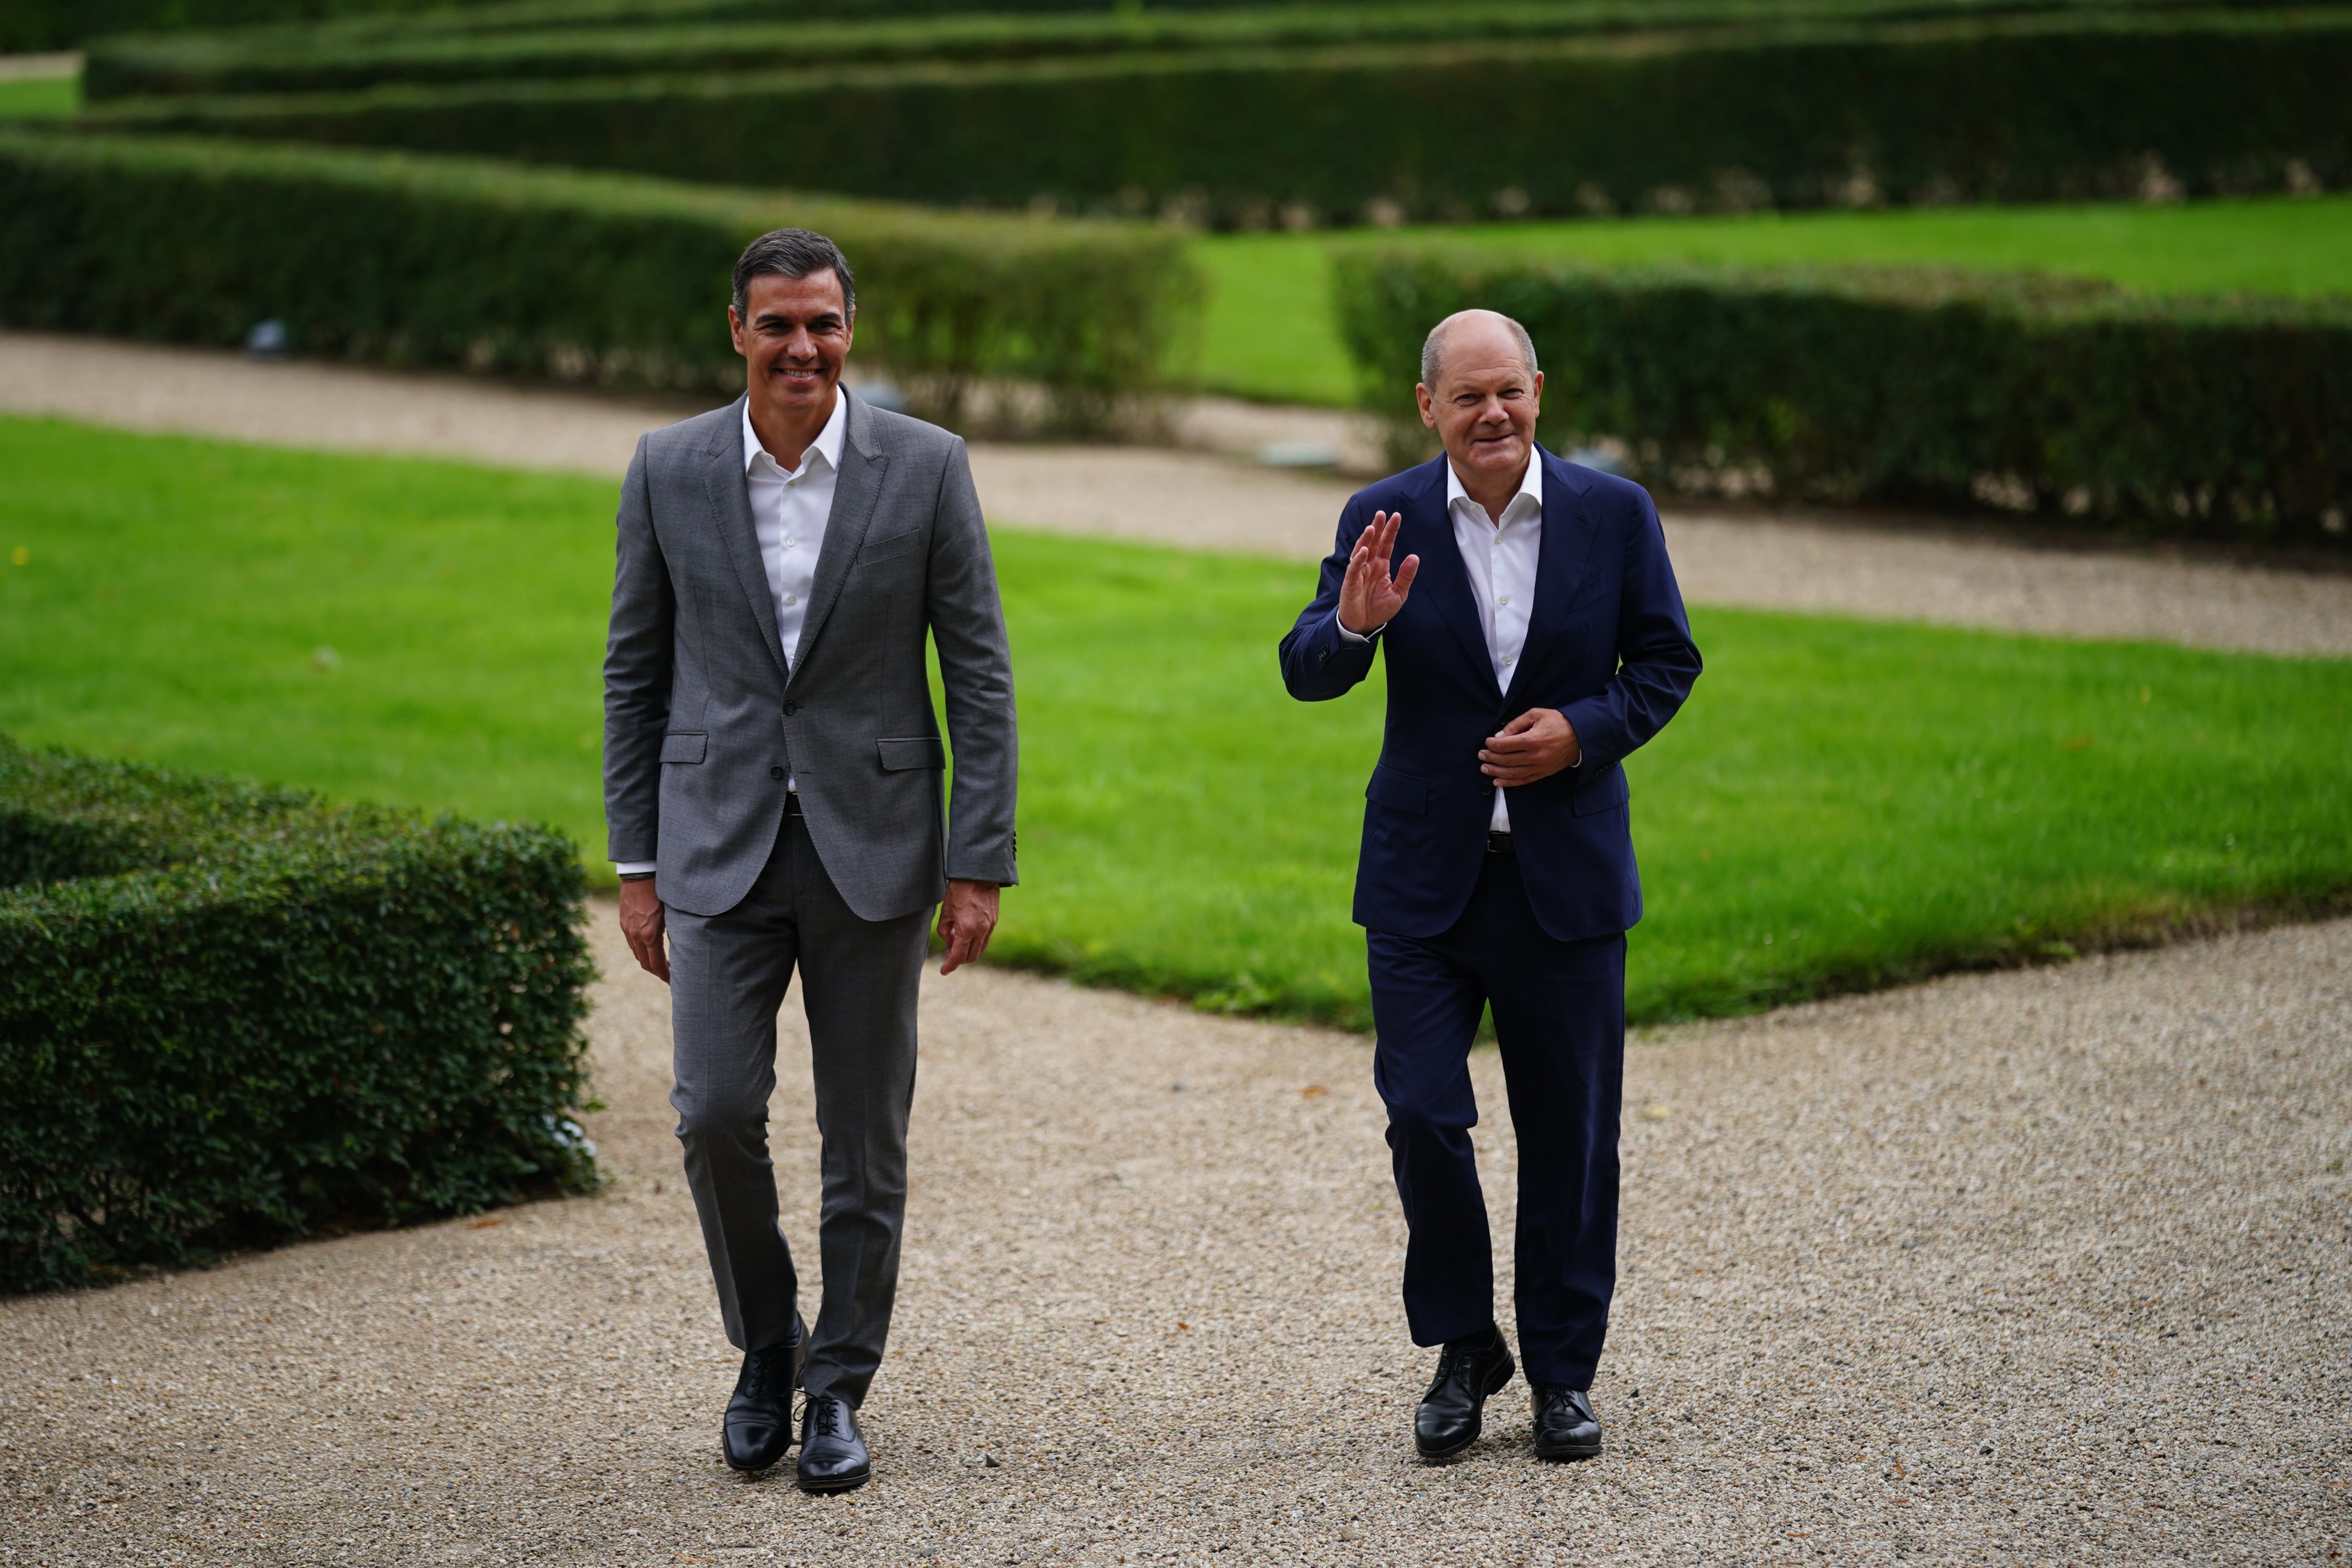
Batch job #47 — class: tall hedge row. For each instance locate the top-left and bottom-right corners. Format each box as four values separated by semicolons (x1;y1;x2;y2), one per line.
78;11;2352;227
0;131;1201;428
0;738;597;1292
80;0;2195;100
1333;246;2352;542
0;0;466;54
7;0;1213;54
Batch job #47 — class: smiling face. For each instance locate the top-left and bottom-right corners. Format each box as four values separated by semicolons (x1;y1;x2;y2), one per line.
728;268;854;428
1416;311;1543;488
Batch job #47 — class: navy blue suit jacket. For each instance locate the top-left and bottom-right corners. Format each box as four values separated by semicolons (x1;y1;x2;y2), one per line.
1279;449;1702;942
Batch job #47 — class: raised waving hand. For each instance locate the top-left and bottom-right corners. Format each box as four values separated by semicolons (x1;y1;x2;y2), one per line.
1338;509;1419;635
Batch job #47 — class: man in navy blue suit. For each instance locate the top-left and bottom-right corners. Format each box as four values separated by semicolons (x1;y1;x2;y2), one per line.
1281;309;1701;1463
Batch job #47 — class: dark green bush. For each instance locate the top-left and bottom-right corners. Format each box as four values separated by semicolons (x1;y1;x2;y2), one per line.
2;0;471;55
80;0;2196;100
0;737;597;1293
11;0;1237;54
0;131;1200;429
1333;245;2352;542
77;9;2352;226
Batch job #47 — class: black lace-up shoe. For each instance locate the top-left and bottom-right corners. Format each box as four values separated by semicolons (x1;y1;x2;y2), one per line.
720;1313;805;1473
1531;1384;1602;1461
795;1394;871;1493
1413;1325;1516;1461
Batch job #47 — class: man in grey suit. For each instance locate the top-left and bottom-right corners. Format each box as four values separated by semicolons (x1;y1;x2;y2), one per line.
603;229;1017;1493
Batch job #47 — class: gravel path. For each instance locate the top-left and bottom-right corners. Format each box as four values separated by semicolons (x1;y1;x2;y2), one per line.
7;329;2347;657
4;911;2345;1565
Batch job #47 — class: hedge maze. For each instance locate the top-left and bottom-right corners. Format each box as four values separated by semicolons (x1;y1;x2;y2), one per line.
77;4;2352;226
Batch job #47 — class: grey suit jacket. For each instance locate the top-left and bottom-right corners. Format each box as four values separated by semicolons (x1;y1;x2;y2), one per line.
603;388;1018;921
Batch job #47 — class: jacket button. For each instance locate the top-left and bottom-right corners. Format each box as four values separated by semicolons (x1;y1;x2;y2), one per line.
770;766;786;781
783;702;798;716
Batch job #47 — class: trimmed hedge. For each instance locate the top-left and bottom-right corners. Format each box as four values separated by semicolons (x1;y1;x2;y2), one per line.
1333;245;2352;541
2;0;467;55
0;131;1201;429
79;0;2199;101
76;9;2352;226
8;0;1209;54
0;737;597;1292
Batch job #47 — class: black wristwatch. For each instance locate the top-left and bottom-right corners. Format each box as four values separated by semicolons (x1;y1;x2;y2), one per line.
619;871;656;883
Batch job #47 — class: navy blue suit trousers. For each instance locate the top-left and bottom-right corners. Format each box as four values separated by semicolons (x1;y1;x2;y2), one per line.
1371;849;1625;1388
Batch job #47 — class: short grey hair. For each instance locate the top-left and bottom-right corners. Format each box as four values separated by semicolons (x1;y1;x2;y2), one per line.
1420;311;1539;389
732;228;857;318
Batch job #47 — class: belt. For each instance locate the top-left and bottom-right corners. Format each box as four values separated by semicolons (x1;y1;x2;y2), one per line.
1486;830;1514;855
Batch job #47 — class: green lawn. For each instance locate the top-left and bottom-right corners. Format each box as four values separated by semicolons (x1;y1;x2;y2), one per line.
1195;195;2352;406
7;416;2348;1026
0;73;79;119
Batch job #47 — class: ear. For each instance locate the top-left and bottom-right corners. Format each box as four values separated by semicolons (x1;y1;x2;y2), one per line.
1416;382;1437;430
727;305;747;358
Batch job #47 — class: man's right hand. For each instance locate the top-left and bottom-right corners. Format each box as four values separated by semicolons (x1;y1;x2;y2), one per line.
619;877;669;984
1338;509;1420;635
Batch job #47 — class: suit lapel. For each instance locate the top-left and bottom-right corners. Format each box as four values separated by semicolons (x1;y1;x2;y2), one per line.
700;396;791;684
1400;458;1502;703
1501;452;1599;711
788;388;886;686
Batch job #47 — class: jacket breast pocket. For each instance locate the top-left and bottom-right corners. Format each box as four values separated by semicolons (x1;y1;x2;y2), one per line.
855;529;924;568
1365;763;1429;816
876;736;947;772
660;733;707;765
1570;765;1629;816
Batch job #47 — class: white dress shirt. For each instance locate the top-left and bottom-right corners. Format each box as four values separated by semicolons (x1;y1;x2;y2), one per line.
1340;450;1547;832
612;394;849;877
744;391;848;672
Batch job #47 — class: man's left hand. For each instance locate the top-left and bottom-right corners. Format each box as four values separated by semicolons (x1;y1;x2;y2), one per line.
938;879;1001;974
1480;708;1581;787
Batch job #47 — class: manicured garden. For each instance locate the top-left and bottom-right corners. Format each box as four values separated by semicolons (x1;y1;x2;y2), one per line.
1195;194;2352;406
8;415;2347;1029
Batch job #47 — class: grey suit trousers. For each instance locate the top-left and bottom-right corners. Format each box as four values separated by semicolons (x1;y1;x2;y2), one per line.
667;806;929;1409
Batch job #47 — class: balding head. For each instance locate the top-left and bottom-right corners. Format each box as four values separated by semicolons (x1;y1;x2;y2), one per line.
1420;309;1539;395
1414;308;1544;502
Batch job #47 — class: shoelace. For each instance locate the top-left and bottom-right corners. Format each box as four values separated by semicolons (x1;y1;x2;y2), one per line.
805;1395;845;1441
736;1345;795;1397
1534;1386;1588;1418
1426;1339;1489;1397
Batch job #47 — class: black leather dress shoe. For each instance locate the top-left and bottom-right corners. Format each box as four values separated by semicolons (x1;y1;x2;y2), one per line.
795;1394;871;1493
1414;1325;1516;1461
1531;1384;1602;1461
720;1314;806;1474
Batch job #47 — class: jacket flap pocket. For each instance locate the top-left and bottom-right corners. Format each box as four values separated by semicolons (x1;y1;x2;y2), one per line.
856;528;924;566
1365;764;1429;816
660;733;707;765
1570;765;1629;817
877;736;948;772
